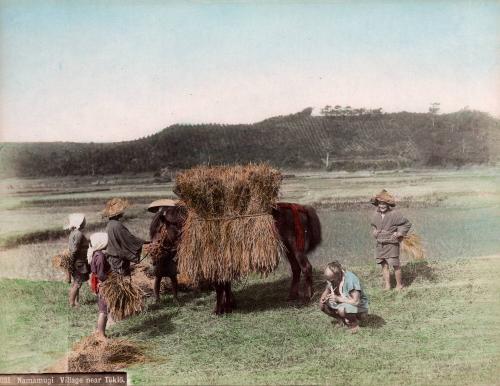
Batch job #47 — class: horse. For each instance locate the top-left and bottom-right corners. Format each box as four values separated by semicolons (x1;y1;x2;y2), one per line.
212;203;321;314
150;202;322;315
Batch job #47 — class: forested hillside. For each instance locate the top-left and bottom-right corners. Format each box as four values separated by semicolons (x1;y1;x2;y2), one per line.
1;109;498;177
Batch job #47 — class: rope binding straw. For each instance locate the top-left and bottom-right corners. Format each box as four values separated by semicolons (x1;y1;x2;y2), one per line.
192;212;271;221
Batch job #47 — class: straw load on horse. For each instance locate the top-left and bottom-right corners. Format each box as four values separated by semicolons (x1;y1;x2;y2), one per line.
174;164;322;314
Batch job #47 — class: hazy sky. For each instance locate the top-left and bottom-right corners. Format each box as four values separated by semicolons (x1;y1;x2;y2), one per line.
1;0;498;142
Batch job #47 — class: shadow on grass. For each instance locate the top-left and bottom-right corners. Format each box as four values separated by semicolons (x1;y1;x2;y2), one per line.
117;308;177;338
360;314;386;329
232;269;327;313
402;260;437;287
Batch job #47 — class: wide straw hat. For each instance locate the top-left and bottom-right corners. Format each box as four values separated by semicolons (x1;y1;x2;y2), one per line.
370;189;396;207
147;198;178;213
102;198;130;218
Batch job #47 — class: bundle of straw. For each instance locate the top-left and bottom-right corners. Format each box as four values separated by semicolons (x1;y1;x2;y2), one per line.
100;273;144;321
145;226;170;265
68;334;145;372
175;163;285;284
401;233;425;260
51;249;72;272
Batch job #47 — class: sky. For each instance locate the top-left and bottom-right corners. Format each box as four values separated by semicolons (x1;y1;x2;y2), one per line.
0;0;498;142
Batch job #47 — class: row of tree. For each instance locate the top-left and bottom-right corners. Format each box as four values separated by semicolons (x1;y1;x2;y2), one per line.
320;105;383;117
0;109;497;177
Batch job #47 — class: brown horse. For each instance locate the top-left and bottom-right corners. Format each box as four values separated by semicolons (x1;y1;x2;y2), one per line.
151;202;322;315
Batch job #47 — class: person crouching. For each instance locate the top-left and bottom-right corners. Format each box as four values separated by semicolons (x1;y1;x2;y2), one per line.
319;261;369;333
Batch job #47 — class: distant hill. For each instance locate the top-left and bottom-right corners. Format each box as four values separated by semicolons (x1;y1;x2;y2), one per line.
1;109;498;177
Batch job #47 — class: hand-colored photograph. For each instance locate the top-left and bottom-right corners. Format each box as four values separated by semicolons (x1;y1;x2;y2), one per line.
0;1;499;385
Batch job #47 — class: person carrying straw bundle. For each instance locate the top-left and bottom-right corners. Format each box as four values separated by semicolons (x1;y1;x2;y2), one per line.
175;163;284;314
103;198;147;276
65;213;90;307
370;189;412;290
88;232;111;338
146;199;185;303
101;198;149;321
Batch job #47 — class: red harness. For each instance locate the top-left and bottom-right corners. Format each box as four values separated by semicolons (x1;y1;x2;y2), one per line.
277;202;307;253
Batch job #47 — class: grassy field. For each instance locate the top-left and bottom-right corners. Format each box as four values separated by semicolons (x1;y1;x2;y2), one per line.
0;257;499;385
0;168;499;384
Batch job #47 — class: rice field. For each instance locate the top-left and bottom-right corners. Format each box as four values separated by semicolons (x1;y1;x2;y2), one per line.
0;167;498;280
0;167;499;384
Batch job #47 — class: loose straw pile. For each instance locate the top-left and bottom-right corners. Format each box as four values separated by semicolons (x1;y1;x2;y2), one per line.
175;163;285;284
68;334;145;372
100;273;144;321
401;233;426;260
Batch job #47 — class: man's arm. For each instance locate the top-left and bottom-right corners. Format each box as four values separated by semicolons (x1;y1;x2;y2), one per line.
395;214;412;238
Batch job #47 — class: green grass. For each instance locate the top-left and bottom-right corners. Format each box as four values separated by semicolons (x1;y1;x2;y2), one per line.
1;257;499;385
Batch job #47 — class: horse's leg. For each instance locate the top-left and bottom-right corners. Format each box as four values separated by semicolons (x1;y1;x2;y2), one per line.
297;254;313;301
223;281;233;313
286;249;301;300
214;283;225;315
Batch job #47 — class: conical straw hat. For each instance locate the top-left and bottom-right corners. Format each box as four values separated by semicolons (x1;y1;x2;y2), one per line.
102;198;130;218
147;199;178;213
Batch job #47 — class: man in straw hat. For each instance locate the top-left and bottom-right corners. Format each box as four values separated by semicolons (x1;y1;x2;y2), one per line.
147;199;185;303
65;213;90;307
103;198;148;276
370;189;412;290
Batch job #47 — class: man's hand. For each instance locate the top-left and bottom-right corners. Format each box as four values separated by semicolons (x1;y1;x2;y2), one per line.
329;293;340;303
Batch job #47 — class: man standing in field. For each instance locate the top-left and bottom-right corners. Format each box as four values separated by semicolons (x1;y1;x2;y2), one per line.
370;189;411;290
103;198;148;276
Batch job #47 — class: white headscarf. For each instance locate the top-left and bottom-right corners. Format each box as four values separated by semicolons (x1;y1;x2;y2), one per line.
87;232;108;264
64;213;86;230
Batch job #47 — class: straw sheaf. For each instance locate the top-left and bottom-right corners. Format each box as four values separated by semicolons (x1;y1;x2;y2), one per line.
144;225;171;265
100;273;144;321
51;249;72;271
102;198;130;218
401;233;426;260
67;334;145;372
175;164;284;284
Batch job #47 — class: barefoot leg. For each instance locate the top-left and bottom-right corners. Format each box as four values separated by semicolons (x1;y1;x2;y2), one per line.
381;261;391;290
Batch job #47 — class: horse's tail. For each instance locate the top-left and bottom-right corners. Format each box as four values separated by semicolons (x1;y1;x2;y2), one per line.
304;205;322;253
